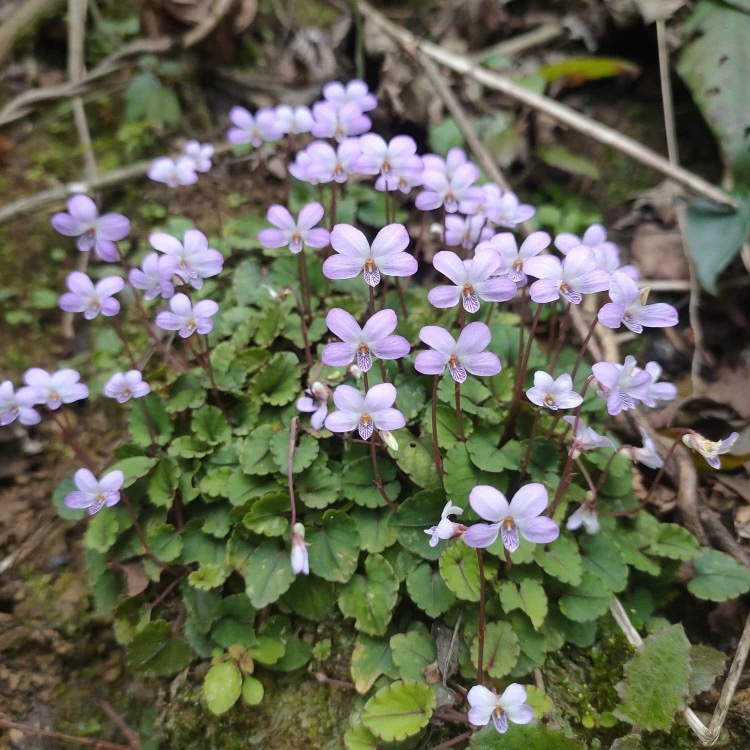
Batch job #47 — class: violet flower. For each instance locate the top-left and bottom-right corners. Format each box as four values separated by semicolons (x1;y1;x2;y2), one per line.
258;203;330;254
323;223;416;287
462;483;560;552
526;371;582;410
355;135;423;193
458;182;503;219
322;308;409;372
148;156;198;188
421;148;469;178
682;431;739;470
415;162;483;213
444;215;493;250
289;147;318;184
149;229;223;290
155;293;218;338
524;246;610;304
490;192;536;227
425;501;465;547
310;101;371;142
297;382;331;431
563;416;615;458
290;522;310;575
567;505;600;534
274;105;313;135
592;356;653;415
324;383;405;440
303;140;362;184
415;323;501;383
0;381;41;426
427;249;516;313
59;271;124;319
128;252;176;301
64;468;124;515
621;427;663;470
51;195;130;262
555;224;637;277
183;141;214;172
103;371;151;403
227;106;284;146
467;684;534;733
598;272;678;333
478;231;550;286
322;80;378;112
643;361;677;404
23;368;88;410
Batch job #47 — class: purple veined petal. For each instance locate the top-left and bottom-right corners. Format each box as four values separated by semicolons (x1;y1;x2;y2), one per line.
598;303;626;329
509;482;548;520
529;279;561;304
258;228;289;248
523;255;561;281
377;253;418;278
415;190;444;211
266;205;295;231
51;212;84;236
66;271;95;296
99;298;120;317
155;311;181;331
96;214;130;241
362;308;397;341
74;467;99;493
95;276;125;298
88;501;106;515
68;194;98;222
330;224;370;259
448;360;467;382
356;347;372;371
371;407;405;431
372;224;410;257
433;251;468;286
305;228;331;248
322;341;356;366
469;485;509;522
370;335;410;360
419;326;456;355
518;516;560;545
500;523;520;553
65;491;93;509
94;239;118;262
59;293;86;313
332;384;364;413
357;419;375;441
297;202;325;230
428;286;462;308
363;383;397;412
462;522;501;548
326;308;362;343
323;254;365;280
325;410;360;433
633;303;679;328
83;306;101;320
477;277;517;303
363;264;381;286
461;351;502;377
456;322;491;354
414;350;449;375
607;390;629;415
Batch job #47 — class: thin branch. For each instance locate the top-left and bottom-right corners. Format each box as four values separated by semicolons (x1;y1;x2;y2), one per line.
0;719;133;750
470;23;563;62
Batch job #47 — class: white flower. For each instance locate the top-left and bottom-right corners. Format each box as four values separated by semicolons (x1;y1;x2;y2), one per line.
467;683;534;733
682;431;739;470
424;501;464;547
527;371;583;411
290;523;309;575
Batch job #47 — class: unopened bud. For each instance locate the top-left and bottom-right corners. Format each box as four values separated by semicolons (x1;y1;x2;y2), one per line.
349;364;363;380
310;381;331;401
429;222;444;238
292;522;305;539
380;430;398;451
263;284;279;299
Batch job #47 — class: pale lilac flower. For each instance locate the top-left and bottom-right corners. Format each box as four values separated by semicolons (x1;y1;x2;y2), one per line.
598;272;678;334
258;203;330;254
147;156;198;188
458;182;503;219
554;224;638;277
462;483;560;552
289;147;318;184
490;192;536;227
304;140;362;184
274;105;313;135
128;252;176;301
323;224;416;286
567;504;600;534
290;522;310;575
227;106;284;146
428;249;516;313
478;231;550;286
621;427;663;470
424;501;465;547
682;431;739;470
524;246;610;304
643;361;678;404
0;381;41;426
421;148;469;179
526;371;582;410
322;308;409;372
444;215;493;250
415;323;501;383
467;684;534;733
563;416;615;458
310;101;371;142
324;383;405;441
183;141;214;172
103;371;150;403
355;135;423;193
51;195;130;262
64;468;124;516
297;382;331;431
155;293;218;338
23;368;88;410
322;80;377;112
592;356;653;415
149;230;223;289
59;272;124;319
415;162;483;213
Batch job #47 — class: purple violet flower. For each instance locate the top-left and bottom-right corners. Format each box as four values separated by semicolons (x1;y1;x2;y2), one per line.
23;368;88;410
322;308;410;372
258;203;330;254
290;522;310;575
227;106;284;146
128;252;176;301
355;135;423;192
425;501;465;547
415;323;501;383
491;192;536;227
64;468;124;515
274;105;313;135
621;427;663;469
592;356;653;415
297;382;331;431
0;381;41;426
415;162;483;213
103;371;151;403
467;684;534;733
323;224;416;286
324;383;405;440
643;361;677;404
155;293;218;338
322;80;378;112
554;224;637;277
421;148;469;178
682;431;739;470
149;230;223;290
444;215;493;250
59;271;124;319
563;416;615;458
458;182;502;219
303;139;362;184
526;371;583;410
524;246;610;304
478;231;550;286
427;249;516;313
183;141;214;172
310;101;371;142
147;156;198;188
598;272;678;333
51;195;130;262
462;483;560;552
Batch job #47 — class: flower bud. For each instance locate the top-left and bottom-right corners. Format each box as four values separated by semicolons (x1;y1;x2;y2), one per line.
379;430;398;451
310;381;331;401
349;364;363;380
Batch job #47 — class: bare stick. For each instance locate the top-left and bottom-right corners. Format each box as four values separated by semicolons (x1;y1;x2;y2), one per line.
0;719;133;750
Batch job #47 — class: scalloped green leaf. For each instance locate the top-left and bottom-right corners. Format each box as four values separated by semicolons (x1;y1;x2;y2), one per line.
406;563;456;617
390;629;437;682
296;461;341;509
147;459;179;507
688;645;727;698
127;620;192;676
391;489;445;561
471;621;519;678
351;634;398;694
338;554;399;636
307;511;361;583
250;352;301;406
239;424;279;475
109;456;158;488
649;523;701;561
188;563;228;591
534;534;583;585
128;393;173;447
387;436;442;490
192;405;231;445
498;578;548;630
243;540;295;608
361;680;436;741
204;661;242;715
470;723;583;748
439;542;481;602
687;548;750;601
581;533;629;592
342;455;400;509
351;508;397;553
466;434;508;473
269;430;319;474
559;572;612;622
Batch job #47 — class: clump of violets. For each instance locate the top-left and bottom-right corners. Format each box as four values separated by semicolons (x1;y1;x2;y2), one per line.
477;231;550;286
155;293;218;338
415;323;501;383
64;468;124;515
0;381;41;426
58;271;124;319
149;230;223;290
23;368;88;410
555;223;637;277
103;371;150;403
324;383;405;440
258;203;330;254
682;431;739;470
227;106;284;147
416;160;482;213
526;371;582;411
311;101;371;141
51;195;130;262
298;140;361;184
467;684;534;733
355;134;423;193
425;501;465;547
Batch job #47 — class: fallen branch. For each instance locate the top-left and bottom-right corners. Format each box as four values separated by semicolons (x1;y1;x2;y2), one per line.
0;719;134;750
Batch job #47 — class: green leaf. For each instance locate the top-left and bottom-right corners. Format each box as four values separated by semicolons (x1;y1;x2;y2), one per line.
146;522;182;562
243;540;295;608
687;548;750;600
581;533;629;592
559;572;612;622
307;511;361;583
296;461;341;509
193;406;231;445
361;680;436;741
127;620;192;676
388;436;442;489
539;144;601;179
188;563;228;591
338;554;399;636
344;724;381;750
250;352;301;406
429;117;464;155
128;393;173;447
166;372;206;413
281;575;336;621
466;434;508;472
688;645;727;698
406;563;456;617
540;57;639;86
534;534;583;585
84;508;122;552
471;620;520;678
167;435;211;459
614;624;692;732
498;579;548;630
342;454;400;509
391;489;446;560
242;492;288;537
351;634;398;694
439;543;481;602
239;424;279;475
147;459;179;507
52;477;85;521
242;675;264;705
110;456;158;488
390;630;437;682
351;508;397;553
204;661;242;715
269;430;319;474
609;736;642;750
649;523;701;561
470;723;584;748
248;636;285;665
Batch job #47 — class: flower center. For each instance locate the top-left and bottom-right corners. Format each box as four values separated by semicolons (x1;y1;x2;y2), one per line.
544;393;555;406
49;391;59;402
90;298;101;311
449;355;458;367
560;282;569;293
122;387;132;398
334;164;344;176
463;283;474;295
358;344;369;354
514;259;523;271
187;318;196;331
96;492;106;505
292;231;301;244
365;259;376;271
504;517;515;528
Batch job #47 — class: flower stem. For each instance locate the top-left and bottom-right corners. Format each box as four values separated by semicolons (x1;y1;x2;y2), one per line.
329;181;338;230
138;397;158;452
368;284;376;317
593;450;619;496
454;380;465;441
370;433;399;512
285;286;313;367
517;409;541;484
120;490;176;573
288;417;299;527
548;301;571;373
570;315;599;382
297;251;312;319
196;334;230;421
476;548;486;686
574;457;598;497
645;430;690;502
51;412;94;468
431;375;445;476
111;316;138;370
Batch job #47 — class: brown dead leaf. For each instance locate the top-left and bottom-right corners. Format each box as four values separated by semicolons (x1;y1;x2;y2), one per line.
734;505;750;540
630;222;688;280
122;562;151;597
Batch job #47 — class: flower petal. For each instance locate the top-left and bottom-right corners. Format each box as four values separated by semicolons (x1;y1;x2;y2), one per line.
419;326;456;355
363;383;397;412
518;516;560;545
322;342;356;366
325;411;360;433
322;254;364;280
456;322;491;355
469;485;508;522
332;384;364;413
461;352;502;377
297;202;325;230
370;335;410;360
432;251;467;286
326;308;362;343
330;224;370;259
428;286;462;308
372;223;410;257
362;309;397;343
462;523;501;548
414;350;449;375
509;483;547;520
371;407;405;431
